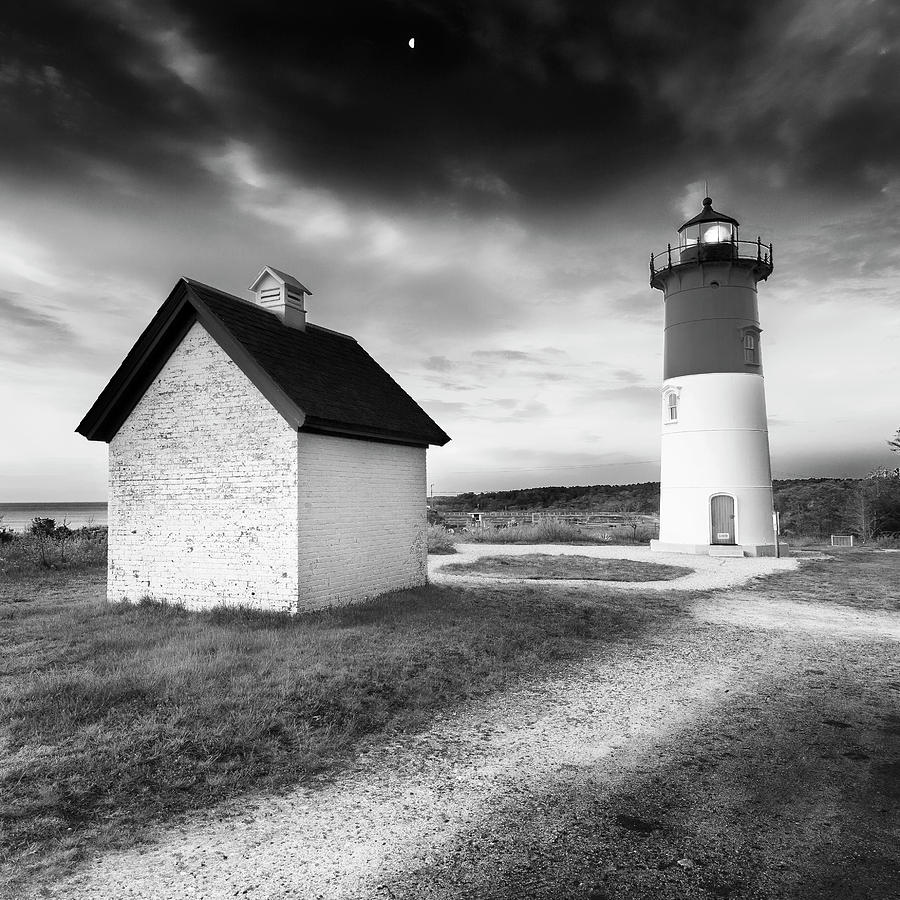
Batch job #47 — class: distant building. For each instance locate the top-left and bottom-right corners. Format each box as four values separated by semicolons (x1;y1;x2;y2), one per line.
649;198;777;557
77;266;449;610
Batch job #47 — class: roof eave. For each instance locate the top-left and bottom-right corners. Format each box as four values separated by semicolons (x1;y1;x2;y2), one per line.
75;279;307;443
301;417;450;448
678;206;740;232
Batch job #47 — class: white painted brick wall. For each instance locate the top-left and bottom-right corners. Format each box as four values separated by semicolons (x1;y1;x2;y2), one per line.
297;433;427;608
108;322;299;610
108;321;430;612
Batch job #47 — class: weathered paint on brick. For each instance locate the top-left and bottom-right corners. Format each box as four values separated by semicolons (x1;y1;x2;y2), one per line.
108;321;429;611
108;322;299;610
297;433;427;609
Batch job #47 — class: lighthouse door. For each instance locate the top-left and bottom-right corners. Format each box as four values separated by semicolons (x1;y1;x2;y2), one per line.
710;495;736;545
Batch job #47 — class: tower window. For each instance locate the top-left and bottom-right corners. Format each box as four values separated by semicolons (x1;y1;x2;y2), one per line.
743;332;758;364
666;391;678;422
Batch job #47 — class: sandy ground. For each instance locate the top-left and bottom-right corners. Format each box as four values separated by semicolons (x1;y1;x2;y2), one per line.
36;550;900;900
429;542;799;592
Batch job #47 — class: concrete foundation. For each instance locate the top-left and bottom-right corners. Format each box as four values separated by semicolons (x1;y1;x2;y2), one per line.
650;539;778;558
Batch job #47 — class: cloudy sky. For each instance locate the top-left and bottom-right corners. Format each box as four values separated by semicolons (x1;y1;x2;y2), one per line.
1;0;899;501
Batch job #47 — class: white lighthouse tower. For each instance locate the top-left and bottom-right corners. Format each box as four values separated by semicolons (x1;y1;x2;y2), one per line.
649;197;777;557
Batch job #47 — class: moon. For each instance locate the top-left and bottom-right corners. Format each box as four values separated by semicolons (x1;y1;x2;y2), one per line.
408;37;415;48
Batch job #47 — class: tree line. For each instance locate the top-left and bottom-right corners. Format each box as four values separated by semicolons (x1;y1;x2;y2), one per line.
434;476;900;539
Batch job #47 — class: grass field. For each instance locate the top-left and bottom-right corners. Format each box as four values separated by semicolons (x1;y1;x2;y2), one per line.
0;561;680;893
2;544;898;897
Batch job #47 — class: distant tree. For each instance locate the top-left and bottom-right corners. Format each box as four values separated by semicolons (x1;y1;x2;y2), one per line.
426;507;446;527
773;479;851;537
889;427;900;453
55;518;73;563
30;517;56;567
30;517;56;536
609;502;644;542
843;486;876;542
841;471;900;541
27;517;75;566
869;465;900;480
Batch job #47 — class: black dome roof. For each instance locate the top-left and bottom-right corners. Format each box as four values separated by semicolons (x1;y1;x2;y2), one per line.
678;197;740;232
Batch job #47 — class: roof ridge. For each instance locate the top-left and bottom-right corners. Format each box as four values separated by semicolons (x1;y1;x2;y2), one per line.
306;322;357;342
182;277;257;307
185;278;354;340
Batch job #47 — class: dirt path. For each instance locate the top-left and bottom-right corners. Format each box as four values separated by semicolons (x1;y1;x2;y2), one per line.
43;557;900;900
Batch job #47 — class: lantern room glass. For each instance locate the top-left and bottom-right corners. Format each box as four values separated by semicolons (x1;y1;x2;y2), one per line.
679;221;737;249
678;220;738;263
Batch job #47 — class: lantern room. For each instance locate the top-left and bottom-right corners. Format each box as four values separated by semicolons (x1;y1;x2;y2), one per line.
678;197;740;262
649;196;773;288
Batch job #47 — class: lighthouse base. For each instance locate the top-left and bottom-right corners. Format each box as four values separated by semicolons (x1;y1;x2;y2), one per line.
650;540;777;558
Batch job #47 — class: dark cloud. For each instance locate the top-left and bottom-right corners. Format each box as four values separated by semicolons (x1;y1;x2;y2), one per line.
421;375;481;391
610;368;642;384
423;355;453;371
608;288;661;322
0;289;82;363
532;370;567;382
471;350;543;362
7;0;895;209
0;3;218;188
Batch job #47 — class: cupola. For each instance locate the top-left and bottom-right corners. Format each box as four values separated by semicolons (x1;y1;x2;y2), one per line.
249;265;312;330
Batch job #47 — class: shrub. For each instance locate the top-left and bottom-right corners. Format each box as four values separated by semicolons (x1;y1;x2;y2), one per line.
29;517;57;537
426;524;457;554
0;526;108;575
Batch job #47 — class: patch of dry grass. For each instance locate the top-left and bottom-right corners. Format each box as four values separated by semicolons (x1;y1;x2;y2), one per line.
0;528;107;577
442;553;691;582
426;524;457;554
749;549;900;611
457;520;657;545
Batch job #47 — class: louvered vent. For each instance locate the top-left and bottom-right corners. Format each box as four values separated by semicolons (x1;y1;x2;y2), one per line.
248;266;313;331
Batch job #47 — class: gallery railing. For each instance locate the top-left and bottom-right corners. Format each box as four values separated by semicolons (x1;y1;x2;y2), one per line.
650;238;774;286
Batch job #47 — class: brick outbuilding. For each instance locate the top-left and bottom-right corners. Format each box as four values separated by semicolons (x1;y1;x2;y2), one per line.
77;267;449;611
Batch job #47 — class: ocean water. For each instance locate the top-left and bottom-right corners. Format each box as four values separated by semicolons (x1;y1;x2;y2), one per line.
0;502;108;532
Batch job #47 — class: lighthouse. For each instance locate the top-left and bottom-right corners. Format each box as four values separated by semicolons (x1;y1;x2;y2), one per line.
648;197;777;557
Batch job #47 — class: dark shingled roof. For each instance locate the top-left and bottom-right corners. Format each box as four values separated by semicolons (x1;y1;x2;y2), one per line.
76;277;450;447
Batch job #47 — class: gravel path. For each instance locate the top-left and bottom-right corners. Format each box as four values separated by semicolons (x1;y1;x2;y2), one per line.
43;551;898;900
429;543;799;592
48;607;747;899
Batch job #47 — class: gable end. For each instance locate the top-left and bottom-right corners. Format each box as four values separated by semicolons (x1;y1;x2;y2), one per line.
76;280;305;442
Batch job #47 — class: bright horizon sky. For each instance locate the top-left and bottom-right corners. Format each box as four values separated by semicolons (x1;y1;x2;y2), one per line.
1;1;899;501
